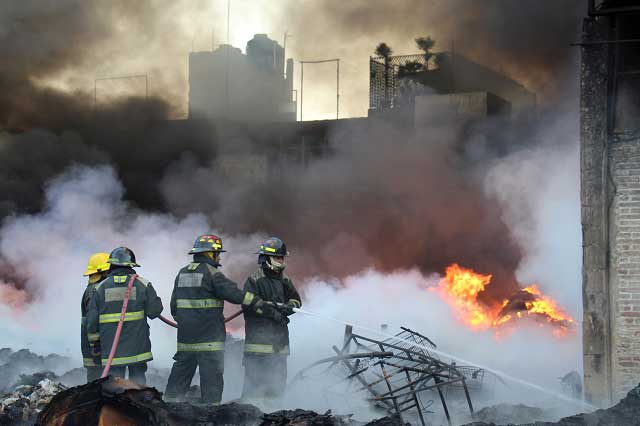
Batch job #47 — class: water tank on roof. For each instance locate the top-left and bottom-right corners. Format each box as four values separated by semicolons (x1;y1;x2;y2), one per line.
246;34;284;74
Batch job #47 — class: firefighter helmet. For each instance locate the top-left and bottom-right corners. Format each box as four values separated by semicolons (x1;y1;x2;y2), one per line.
83;252;111;276
256;237;289;257
108;247;140;267
189;234;226;255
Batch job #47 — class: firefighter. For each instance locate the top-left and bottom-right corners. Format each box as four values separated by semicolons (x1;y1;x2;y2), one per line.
86;247;163;385
241;237;301;404
81;252;111;382
164;234;282;405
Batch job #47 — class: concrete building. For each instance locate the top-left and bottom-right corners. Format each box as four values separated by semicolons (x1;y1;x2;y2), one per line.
580;0;640;405
416;52;536;113
189;34;296;122
369;51;536;118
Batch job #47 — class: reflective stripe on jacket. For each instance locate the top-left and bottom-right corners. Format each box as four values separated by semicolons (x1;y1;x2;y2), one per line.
86;267;163;366
80;282;100;362
170;254;258;350
243;266;301;355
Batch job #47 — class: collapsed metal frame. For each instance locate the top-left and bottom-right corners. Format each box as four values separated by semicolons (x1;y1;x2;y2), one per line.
326;325;475;426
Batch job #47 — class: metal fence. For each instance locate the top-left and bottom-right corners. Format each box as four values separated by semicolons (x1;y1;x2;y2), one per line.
369;53;431;110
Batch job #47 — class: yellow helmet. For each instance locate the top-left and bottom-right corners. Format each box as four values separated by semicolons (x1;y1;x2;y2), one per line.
83;252;111;276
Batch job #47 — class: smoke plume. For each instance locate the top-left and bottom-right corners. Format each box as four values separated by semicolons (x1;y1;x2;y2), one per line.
0;150;581;414
0;1;586;218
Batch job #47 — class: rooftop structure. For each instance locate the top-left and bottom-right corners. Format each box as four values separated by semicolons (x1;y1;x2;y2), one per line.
189;34;296;122
369;51;536;116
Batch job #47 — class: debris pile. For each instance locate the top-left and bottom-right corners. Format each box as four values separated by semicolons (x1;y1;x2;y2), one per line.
463;382;640;426
0;371;638;426
29;377;407;426
0;379;65;426
470;403;550;424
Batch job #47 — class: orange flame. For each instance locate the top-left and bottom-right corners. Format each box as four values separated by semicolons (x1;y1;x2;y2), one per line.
436;264;495;330
436;264;574;336
520;285;575;325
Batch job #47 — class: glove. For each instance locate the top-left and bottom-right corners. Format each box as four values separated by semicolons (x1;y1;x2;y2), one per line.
255;301;290;325
277;302;296;316
283;302;297;316
273;310;290;325
90;342;101;357
90;342;101;363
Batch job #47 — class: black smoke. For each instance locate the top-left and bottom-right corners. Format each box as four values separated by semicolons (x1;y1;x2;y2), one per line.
0;1;584;305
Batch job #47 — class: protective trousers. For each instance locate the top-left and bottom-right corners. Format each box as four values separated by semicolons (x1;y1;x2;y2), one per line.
85;367;102;383
109;363;148;385
165;351;225;404
241;354;287;401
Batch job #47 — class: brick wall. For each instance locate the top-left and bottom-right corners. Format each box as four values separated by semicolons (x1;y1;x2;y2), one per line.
610;140;640;401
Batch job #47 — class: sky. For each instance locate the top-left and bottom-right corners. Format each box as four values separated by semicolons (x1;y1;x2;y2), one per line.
15;0;584;121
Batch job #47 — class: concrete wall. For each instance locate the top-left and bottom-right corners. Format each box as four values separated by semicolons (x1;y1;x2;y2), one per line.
581;15;613;405
214;154;268;182
419;52;536;112
414;91;510;124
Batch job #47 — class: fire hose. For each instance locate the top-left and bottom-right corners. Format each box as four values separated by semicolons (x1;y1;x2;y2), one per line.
158;308;243;328
101;274;137;378
100;273;244;378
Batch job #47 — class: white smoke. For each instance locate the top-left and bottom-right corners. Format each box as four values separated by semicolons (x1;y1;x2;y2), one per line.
0;129;582;419
485;114;582;316
0;165;265;365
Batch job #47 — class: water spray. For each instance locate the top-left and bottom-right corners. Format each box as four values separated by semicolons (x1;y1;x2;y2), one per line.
292;307;597;411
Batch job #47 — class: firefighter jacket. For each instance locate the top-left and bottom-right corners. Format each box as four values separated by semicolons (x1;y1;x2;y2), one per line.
169;254;258;352
242;265;301;355
81;282;100;368
86;267;163;367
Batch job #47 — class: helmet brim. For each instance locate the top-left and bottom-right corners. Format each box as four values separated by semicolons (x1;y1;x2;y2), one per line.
82;263;111;276
189;249;227;255
110;262;141;268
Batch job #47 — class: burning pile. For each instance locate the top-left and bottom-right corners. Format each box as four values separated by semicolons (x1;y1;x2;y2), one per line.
434;264;574;335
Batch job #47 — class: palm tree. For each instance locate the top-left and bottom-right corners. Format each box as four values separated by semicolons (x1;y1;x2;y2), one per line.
415;36;436;69
374;42;393;59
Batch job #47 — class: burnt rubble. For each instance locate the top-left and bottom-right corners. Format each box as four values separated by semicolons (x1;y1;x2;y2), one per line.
30;377;407;426
0;373;638;426
0;379;65;426
2;344;640;426
463;384;640;426
469;403;550;425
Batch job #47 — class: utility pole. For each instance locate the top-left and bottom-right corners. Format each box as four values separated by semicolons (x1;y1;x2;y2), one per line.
225;0;231;118
283;31;292;79
226;0;230;43
299;58;340;121
336;59;340;120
